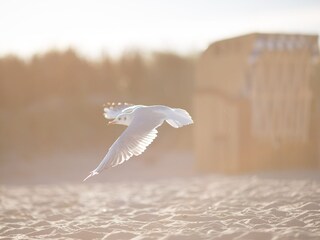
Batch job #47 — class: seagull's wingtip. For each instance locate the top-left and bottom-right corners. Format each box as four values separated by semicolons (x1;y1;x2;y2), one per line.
83;171;99;182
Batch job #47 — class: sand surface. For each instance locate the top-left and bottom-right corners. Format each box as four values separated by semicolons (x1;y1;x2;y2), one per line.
1;175;320;240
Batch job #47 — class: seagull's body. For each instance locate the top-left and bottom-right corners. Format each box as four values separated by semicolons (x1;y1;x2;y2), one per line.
83;103;193;181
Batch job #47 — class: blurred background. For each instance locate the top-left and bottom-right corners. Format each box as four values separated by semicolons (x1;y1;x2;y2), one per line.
0;0;319;184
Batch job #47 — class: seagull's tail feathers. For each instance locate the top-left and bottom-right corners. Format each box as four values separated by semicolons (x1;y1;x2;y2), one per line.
166;108;193;128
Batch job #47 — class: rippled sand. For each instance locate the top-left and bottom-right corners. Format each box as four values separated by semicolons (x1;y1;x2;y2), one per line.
1;175;320;240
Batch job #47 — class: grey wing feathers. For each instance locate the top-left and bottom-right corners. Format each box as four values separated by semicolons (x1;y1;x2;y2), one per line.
108;128;158;167
83;114;161;181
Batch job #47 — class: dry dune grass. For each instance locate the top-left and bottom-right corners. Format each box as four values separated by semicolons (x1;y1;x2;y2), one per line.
1;175;320;240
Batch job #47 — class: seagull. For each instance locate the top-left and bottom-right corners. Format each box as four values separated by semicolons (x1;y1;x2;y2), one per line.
83;103;193;181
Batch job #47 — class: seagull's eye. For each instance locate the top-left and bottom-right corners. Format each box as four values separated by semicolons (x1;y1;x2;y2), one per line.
124;117;127;120
118;117;121;120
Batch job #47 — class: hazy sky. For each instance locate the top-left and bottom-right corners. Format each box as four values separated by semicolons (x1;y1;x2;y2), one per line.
0;0;319;58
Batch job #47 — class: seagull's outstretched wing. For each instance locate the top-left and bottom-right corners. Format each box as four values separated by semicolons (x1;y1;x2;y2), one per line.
103;103;144;119
83;112;163;181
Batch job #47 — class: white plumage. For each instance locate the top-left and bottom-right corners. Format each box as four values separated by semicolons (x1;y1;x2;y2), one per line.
83;103;193;181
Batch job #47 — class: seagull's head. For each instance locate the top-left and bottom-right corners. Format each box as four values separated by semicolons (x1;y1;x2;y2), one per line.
108;113;132;126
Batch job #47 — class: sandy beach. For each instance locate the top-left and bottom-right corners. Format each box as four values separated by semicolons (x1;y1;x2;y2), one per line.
1;1;320;239
1;174;320;240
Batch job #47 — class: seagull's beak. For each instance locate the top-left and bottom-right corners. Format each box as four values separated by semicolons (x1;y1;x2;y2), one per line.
108;120;116;125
